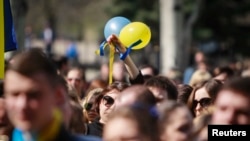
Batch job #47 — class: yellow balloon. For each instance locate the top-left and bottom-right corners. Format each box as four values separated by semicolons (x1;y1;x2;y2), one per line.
119;22;151;50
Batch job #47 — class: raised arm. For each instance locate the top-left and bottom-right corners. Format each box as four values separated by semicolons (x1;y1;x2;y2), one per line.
107;34;144;84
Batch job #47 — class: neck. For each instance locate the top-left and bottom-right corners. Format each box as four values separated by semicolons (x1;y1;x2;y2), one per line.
99;118;106;124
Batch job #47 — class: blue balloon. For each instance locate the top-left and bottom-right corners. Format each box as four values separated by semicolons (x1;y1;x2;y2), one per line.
104;16;131;40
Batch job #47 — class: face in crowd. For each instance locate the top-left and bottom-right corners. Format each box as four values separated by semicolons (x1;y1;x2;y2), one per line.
66;68;85;98
83;88;102;123
4;49;63;132
211;77;250;125
96;82;129;124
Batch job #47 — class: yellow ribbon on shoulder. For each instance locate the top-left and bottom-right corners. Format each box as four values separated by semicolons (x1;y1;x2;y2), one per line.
38;108;62;141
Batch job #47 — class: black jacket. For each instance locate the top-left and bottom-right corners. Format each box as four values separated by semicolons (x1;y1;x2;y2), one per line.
86;118;104;138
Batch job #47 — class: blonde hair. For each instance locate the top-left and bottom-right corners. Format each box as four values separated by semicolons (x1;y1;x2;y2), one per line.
81;88;103;123
189;70;212;87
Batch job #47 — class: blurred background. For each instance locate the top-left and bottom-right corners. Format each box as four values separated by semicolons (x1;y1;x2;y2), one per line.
5;0;250;81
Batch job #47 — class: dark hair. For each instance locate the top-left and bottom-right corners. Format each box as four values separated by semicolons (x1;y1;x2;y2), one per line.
216;76;250;100
177;84;193;104
7;49;59;87
67;66;86;81
139;64;159;76
144;75;178;100
94;81;130;114
214;66;235;78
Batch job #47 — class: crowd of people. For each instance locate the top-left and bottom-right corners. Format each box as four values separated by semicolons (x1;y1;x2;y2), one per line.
1;34;250;141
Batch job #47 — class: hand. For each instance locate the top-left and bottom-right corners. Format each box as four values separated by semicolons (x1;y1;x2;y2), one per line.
107;34;127;53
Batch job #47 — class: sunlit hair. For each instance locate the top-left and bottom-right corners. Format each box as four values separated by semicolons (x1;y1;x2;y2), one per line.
81;88;103;123
189;70;212;87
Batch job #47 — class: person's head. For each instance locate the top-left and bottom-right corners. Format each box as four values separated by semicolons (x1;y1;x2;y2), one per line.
157;100;193;141
177;84;193;104
144;75;178;104
86;79;108;94
166;67;183;85
189;69;212;87
211;76;250;125
187;79;223;117
82;88;103;123
52;55;69;77
194;51;205;64
139;64;159;76
117;85;157;108
66;67;86;98
4;49;63;132
213;66;235;82
94;81;129;124
103;105;159;141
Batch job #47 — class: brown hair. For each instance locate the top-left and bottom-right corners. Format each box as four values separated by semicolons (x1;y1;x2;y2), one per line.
81;88;103;123
177;84;193;104
187;79;223;116
7;49;58;87
144;75;178;100
94;81;130;114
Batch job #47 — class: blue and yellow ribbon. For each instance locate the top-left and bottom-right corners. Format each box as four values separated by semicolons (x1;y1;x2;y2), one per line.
96;39;142;84
119;39;142;60
0;0;18;79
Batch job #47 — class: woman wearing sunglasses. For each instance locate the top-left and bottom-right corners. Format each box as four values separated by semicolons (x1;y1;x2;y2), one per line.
82;88;103;124
86;81;129;137
187;79;223;117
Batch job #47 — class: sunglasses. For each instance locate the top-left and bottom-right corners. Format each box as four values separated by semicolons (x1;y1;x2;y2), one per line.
102;95;115;107
84;103;93;111
193;97;211;109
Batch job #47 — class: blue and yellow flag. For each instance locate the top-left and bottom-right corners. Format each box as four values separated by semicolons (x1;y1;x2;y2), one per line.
0;0;17;79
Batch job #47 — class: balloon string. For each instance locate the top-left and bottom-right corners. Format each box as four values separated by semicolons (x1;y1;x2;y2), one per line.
109;43;115;84
119;39;142;60
95;40;107;56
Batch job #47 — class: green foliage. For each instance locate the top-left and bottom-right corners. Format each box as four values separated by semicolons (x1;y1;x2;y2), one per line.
193;0;250;56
